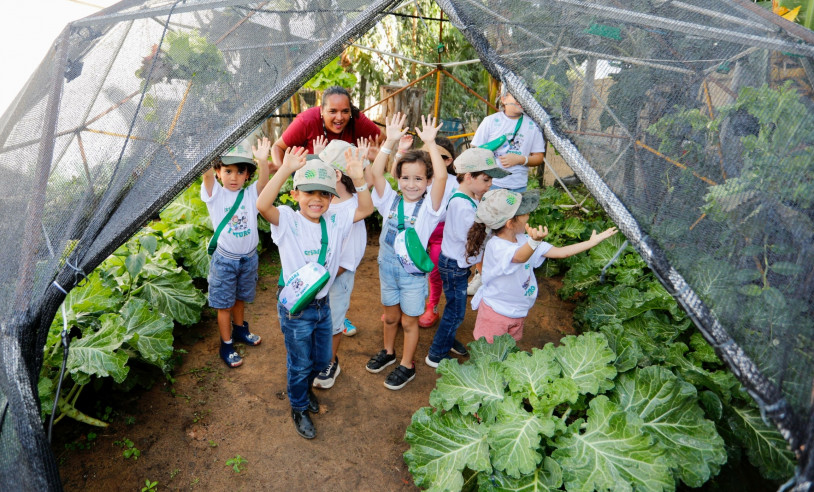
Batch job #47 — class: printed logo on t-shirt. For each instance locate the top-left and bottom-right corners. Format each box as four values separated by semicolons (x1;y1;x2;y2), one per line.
522;272;535;297
226;205;252;238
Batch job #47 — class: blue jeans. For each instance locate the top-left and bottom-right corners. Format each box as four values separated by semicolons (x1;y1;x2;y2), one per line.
277;298;332;411
428;253;470;358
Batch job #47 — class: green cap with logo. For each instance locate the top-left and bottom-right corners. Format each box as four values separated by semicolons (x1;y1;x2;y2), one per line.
475;189;540;231
221;124;265;166
453;147;510;178
293;159;339;197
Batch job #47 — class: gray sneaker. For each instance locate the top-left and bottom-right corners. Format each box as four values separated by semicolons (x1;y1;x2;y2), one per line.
313;357;341;389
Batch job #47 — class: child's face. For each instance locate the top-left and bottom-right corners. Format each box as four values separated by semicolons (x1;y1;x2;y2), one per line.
291;189;333;223
398;161;430;202
468;173;493;199
215;164;249;191
510;213;530;234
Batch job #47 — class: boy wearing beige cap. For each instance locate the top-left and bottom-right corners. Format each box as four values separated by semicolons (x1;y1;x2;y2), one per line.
256;146;373;439
424;147;509;367
466;189;617;343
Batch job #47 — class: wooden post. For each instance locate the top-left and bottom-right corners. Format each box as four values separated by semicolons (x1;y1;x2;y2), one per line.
380;84;426;131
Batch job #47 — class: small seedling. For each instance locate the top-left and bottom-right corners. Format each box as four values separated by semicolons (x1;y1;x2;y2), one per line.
190;477;200;485
114;438;141;460
141;479;158;492
170;468;180;479
64;432;97;451
226;455;247;474
208;440;218;448
124;416;136;425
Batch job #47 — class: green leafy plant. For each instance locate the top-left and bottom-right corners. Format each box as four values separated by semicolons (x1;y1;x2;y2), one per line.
114;438;141;460
226;455;247;474
303;57;358;91
141;478;158;492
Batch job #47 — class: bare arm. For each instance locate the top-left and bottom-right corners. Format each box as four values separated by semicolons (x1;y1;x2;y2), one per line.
256;147;308;226
252;136;272;194
202;167;216;197
343;147;374;223
372;112;408;198
543;226;618;259
270;137;288;171
414;115;446;211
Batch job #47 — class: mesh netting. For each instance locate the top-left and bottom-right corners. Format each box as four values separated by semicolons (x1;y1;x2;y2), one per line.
0;0;812;489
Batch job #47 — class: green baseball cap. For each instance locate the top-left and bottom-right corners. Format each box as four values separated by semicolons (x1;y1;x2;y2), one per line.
221;124;265;166
293;159;339;197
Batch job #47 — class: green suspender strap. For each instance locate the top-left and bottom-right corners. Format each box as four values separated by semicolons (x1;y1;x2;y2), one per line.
208;189;245;255
277;216;328;287
276;216;331;315
479;114;523;151
397;197;435;273
446;192;477;210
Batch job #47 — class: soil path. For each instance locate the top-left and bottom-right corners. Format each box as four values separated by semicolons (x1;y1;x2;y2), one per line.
56;243;576;491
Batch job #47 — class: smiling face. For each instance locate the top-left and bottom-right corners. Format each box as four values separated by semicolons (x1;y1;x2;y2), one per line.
321;94;352;135
397;161;431;202
215;164;249;191
291;189;333;223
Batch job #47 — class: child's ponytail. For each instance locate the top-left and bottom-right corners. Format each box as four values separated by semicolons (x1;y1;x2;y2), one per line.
465;222;488;261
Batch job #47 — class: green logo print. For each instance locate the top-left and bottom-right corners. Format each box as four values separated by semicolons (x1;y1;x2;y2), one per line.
304;169;316;179
506;195;517;205
486;157;496;166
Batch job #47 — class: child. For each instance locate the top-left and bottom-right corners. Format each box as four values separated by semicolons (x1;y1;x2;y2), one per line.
425;147;509;367
256;146;373;439
466;189;617;342
311;139;371;389
366;112;447;390
202;136;271;368
418;136;459;329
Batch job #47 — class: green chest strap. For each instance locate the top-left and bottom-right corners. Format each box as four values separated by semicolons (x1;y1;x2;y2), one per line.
278;216;328;287
208;188;245;255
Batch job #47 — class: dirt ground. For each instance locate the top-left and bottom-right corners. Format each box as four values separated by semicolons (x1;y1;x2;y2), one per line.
55;243;577;491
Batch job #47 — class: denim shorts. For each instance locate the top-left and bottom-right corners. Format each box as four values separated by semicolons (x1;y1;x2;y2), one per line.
378;252;428;317
207;249;258;309
328;270;355;335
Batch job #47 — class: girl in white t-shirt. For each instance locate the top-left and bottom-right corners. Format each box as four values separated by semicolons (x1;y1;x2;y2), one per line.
365;112;447;391
466;189;617;343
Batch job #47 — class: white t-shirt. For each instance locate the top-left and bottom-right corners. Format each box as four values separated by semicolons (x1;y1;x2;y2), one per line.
372;185;443;248
270;206;354;299
329;195;366;272
440;193;481;268
201;181;260;255
471;111;546;190
428;175;458;222
471;233;553;318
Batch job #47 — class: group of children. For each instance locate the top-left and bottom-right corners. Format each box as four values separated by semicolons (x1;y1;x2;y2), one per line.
202;107;617;439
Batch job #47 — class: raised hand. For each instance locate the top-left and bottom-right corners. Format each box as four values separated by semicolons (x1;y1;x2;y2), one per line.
252;136;272;162
344;147;366;181
355;137;371;165
312;135;328;155
398;134;414;154
282;146;308;172
590;227;618;244
385;112;409;142
525;223;549;241
414;114;442;144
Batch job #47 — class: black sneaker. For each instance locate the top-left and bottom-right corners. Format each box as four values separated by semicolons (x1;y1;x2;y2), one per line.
366;350;396;373
313;357;341;389
425;353;451;369
384;364;416;390
450;339;468;356
307;389;320;414
291;409;315;439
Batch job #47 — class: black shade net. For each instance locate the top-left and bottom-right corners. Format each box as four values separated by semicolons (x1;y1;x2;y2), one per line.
0;0;812;489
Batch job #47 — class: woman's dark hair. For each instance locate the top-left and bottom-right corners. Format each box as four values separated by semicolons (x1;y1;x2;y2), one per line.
435;136;457;176
456;170;484;184
339;173;356;195
394;149;433;180
322;86;360;121
212;158;255;182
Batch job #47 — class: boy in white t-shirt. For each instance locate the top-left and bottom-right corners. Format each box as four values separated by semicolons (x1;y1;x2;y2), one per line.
425;148;509;367
202;136;271;369
466;189;617;342
256;145;373;439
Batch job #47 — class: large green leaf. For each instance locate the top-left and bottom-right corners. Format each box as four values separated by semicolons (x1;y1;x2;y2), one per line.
725;404;796;480
554;332;617;395
429;358;506;416
404;407;491;491
481;457;562;491
599;323;642;373
61;272;121;323
132;269;206;325
68;314;130;385
487;395;557;477
469;334;519;363
503;346;561;397
553;396;673;492
613;367;727;487
121;298;174;367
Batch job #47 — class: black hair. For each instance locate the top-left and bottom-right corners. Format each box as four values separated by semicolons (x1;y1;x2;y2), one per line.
456;170;485;184
435;136;457;176
212;158;255;182
322;86;360;121
394;149;433;181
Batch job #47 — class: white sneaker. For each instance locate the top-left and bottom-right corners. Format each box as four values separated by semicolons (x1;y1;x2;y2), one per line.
467;272;482;296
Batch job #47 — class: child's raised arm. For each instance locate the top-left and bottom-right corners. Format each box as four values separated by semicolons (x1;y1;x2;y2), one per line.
343;147;374;223
252;136;272;194
414;115;445;211
202;166;216;197
256;146;307;226
372;112;408;197
543;226;618;259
